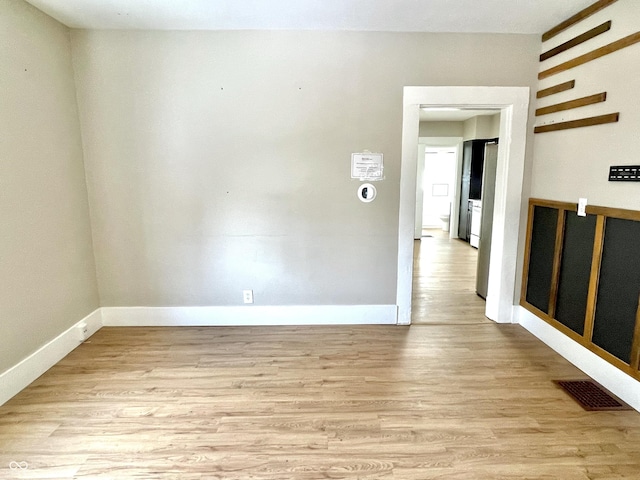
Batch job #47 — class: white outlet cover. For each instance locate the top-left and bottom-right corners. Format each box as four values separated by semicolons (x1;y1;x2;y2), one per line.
243;290;254;303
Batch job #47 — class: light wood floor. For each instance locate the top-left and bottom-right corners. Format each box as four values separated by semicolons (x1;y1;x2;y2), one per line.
2;324;640;479
412;228;488;325
2;239;640;478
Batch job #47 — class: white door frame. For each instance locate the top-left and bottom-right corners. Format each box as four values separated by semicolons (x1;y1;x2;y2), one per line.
397;86;530;325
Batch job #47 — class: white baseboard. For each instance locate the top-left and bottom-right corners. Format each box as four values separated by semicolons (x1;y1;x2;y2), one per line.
0;308;102;406
9;305;635;412
517;306;640;412
101;305;398;327
1;305;396;406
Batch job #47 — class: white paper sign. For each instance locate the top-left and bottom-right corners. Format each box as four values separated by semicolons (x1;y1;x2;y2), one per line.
351;153;384;180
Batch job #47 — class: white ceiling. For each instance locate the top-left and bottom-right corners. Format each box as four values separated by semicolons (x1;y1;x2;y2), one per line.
25;0;595;33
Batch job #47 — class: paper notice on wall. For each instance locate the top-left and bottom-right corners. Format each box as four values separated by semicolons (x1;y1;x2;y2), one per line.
351;153;384;180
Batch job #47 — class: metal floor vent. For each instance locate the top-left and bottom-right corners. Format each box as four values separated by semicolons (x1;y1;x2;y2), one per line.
554;380;632;411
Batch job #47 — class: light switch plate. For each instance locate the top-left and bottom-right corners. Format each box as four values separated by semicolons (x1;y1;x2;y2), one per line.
578;198;587;217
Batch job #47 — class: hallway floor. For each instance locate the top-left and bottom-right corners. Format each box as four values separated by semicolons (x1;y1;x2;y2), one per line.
412;228;488;325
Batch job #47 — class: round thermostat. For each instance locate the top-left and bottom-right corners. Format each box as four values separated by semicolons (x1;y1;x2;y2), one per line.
357;183;377;203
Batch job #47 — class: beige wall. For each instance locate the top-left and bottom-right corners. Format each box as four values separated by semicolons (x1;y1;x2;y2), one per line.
463;114;500;140
419;121;464;138
488;113;501;138
463;117;478;140
0;1;99;373
71;30;539;307
531;0;640;210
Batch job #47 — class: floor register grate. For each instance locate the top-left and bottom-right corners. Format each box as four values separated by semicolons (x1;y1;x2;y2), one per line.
554;380;632;411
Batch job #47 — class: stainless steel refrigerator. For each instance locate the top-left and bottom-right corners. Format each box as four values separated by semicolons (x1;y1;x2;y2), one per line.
476;141;498;299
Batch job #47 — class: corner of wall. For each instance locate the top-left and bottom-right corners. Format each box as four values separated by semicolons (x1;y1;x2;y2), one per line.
0;309;103;407
68;28;102;308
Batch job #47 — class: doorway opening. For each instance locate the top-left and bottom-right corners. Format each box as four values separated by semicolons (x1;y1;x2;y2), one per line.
416;145;458;238
413;113;500;325
396;86;530;325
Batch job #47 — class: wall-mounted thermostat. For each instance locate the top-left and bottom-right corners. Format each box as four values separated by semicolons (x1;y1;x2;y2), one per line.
357;183;377;203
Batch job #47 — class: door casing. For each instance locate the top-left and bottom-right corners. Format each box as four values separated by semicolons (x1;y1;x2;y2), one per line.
397;86;530;325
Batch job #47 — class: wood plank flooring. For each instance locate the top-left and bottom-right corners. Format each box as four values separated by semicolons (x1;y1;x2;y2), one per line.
412;229;488;325
2;323;640;479
1;233;639;478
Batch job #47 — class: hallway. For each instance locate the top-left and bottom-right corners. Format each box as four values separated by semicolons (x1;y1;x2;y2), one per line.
412;228;489;325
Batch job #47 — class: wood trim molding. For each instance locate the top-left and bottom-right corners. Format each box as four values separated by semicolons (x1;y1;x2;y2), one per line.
630;296;640;370
521;199;640;382
537;80;576;99
547;210;566;318
587;341;639;375
539;31;640;80
540;21;612;62
583;215;605;342
520;201;537;302
528;198;640;221
587;205;640;221
521;302;591;357
528;198;577;211
521;300;640;381
534;112;619;134
535;92;606;116
542;0;618;42
519;306;640;411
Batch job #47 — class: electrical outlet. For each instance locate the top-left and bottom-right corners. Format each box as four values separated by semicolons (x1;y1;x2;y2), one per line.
76;322;89;341
243;290;254;304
